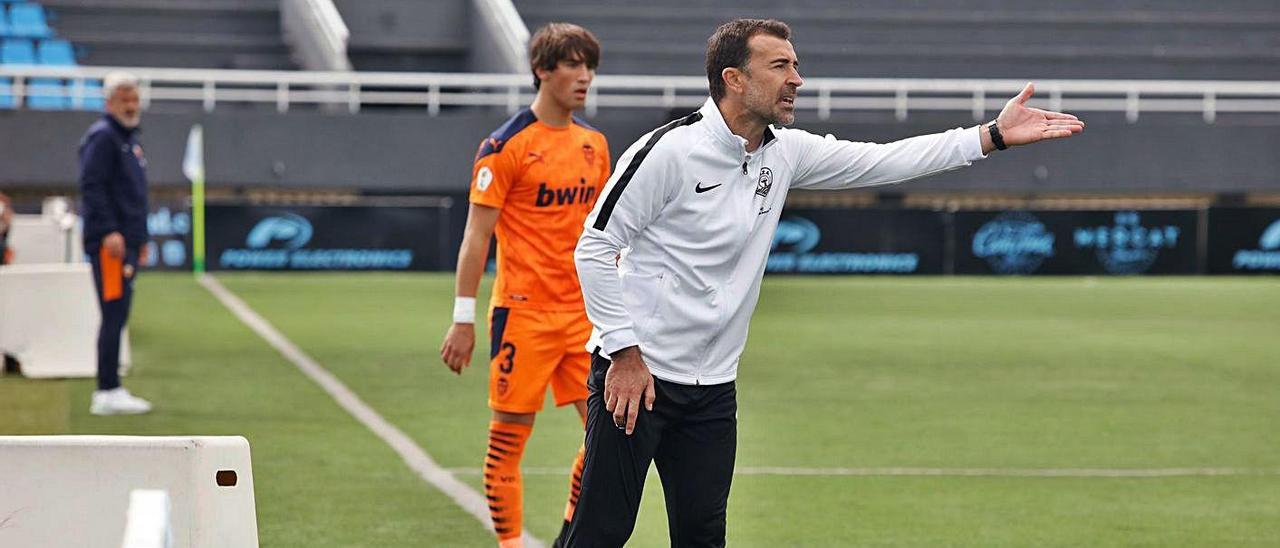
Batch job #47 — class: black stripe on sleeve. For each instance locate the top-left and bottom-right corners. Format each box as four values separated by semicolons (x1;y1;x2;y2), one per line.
592;111;703;231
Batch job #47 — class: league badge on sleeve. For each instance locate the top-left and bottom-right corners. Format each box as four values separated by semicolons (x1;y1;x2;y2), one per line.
475;166;494;192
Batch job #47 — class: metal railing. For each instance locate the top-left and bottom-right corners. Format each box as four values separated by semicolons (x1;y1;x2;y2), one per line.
2;65;1278;122
280;0;351;72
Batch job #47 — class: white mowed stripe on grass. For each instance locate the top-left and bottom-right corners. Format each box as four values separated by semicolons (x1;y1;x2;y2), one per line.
448;466;1280;478
200;275;544;548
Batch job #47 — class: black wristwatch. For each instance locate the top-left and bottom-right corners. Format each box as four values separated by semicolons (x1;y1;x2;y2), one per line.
987;121;1008;151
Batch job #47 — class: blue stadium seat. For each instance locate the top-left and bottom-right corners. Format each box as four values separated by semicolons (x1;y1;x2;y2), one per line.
75;79;103;110
8;4;52;38
27;77;67;109
1;38;35;64
0;8;11;37
0;77;15;109
37;38;74;65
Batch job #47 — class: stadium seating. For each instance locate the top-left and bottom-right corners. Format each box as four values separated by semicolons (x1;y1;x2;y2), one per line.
518;0;1280;80
76;78;103;109
0;76;13;108
38;0;296;70
1;37;34;63
6;3;52;38
25;77;65;109
36;37;74;65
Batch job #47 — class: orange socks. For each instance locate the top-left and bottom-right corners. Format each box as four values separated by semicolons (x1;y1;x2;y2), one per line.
485;421;531;546
562;444;586;523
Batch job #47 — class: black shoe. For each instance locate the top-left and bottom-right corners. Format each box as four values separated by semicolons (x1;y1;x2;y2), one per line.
2;354;19;375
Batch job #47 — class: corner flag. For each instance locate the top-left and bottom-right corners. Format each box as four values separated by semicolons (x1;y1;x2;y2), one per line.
183;125;206;274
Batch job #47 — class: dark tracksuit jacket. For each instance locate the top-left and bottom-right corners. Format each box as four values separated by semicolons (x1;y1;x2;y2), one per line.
80;113;149;252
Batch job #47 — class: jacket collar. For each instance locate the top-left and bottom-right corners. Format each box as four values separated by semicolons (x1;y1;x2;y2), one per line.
697;97;777;153
103;113;138;137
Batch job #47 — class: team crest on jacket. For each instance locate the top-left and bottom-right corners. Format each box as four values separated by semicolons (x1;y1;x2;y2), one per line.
755;167;773;197
583;143;596;166
132;144;147;167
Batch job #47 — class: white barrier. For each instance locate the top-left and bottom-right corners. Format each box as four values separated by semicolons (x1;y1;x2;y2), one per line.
0;436;259;548
0;262;130;378
121;490;173;548
6;214;82;265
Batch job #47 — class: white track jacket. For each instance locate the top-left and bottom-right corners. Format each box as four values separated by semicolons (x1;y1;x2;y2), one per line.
576;98;986;385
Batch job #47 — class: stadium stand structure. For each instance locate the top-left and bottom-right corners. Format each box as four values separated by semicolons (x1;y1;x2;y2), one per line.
518;0;1280;80
39;0;470;73
331;0;470;72
0;0;1278;200
0;2;105;110
39;0;296;70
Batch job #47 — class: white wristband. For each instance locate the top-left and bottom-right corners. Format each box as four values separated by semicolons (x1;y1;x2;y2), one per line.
452;296;477;324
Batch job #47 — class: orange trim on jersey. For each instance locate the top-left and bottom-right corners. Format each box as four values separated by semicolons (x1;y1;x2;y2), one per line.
99;247;124;302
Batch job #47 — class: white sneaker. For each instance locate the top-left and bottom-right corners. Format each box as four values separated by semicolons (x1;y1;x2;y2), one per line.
90;387;153;415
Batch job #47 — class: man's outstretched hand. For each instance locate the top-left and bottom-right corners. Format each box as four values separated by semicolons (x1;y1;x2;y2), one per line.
989;82;1085;150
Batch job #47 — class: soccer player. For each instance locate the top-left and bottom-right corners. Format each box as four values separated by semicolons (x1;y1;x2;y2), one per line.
567;19;1084;546
438;23;610;548
80;72;153;416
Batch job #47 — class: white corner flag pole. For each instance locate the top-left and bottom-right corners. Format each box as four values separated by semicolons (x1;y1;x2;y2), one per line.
182;124;205;276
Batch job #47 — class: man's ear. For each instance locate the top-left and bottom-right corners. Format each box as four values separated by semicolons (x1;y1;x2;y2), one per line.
534;66;551;85
722;67;744;96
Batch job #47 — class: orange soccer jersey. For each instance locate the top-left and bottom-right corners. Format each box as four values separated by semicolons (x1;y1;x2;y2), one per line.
469;109;610;312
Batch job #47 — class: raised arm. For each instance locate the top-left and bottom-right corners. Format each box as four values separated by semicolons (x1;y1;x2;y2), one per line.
793;82;1084;191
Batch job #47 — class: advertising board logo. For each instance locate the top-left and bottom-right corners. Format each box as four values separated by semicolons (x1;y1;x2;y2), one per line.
1261;220;1280;250
772;216;820;253
972;211;1055;274
767;216;919;274
1073;211;1179;274
146;206;191;268
246;214;312;250
1232;218;1280;271
219;211;413;270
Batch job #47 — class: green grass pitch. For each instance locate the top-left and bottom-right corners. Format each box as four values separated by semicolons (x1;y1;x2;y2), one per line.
3;273;1278;546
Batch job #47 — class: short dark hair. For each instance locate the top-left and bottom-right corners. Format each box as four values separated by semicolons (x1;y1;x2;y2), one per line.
705;19;791;102
529;23;601;90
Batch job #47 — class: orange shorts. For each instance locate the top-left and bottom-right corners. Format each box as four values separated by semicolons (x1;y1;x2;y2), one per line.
488;306;592;414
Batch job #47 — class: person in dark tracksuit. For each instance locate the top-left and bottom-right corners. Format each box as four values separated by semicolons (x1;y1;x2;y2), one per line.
79;72;152;415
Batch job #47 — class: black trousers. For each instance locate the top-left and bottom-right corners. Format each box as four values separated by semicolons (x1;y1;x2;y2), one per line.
88;246;138;391
564;353;737;548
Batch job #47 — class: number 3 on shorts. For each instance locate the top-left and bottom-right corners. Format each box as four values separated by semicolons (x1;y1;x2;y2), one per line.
499;342;517;374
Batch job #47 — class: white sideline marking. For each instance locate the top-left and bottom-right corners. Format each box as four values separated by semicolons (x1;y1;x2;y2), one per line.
200;275;544;548
448;466;1280;478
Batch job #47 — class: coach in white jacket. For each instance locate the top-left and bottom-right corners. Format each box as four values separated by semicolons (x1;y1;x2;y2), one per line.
565;18;1084;547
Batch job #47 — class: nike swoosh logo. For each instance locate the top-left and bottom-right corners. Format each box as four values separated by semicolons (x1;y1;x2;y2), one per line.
694;182;722;194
